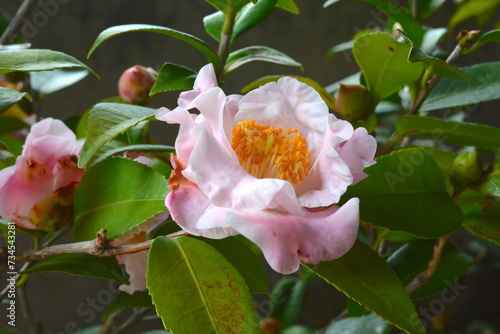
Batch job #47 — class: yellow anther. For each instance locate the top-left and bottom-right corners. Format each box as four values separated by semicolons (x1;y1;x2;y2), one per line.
231;120;311;185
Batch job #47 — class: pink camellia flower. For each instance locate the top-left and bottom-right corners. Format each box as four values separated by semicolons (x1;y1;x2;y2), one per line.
0;118;83;232
156;64;377;274
111;211;168;294
118;65;158;104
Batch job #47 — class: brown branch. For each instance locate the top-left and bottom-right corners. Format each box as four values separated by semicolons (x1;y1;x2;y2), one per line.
15;229;189;263
0;0;38;45
405;235;449;294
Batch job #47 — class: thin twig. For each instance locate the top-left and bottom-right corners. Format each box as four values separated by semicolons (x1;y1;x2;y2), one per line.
0;0;39;45
112;308;150;334
405;235;449;294
16;230;188;263
99;309;125;334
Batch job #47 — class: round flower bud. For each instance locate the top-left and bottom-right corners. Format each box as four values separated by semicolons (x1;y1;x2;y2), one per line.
118;65;157;104
335;84;373;121
451;151;483;190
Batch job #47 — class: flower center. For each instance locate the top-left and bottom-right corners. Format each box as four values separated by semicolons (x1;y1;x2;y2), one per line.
231;120;311;185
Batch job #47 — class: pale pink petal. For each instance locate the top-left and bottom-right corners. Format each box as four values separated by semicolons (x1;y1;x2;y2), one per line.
236;77;328;160
189;126;302;214
296;116;354;207
178;64;218;107
338;127;377;184
229;198;360;274
156;106;197;162
116;251;148;294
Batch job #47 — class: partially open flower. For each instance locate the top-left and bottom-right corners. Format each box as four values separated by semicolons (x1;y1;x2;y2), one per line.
0;118;83;231
157;64;377;274
118;65;157;104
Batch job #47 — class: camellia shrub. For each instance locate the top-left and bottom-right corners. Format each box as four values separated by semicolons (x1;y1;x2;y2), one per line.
0;1;499;333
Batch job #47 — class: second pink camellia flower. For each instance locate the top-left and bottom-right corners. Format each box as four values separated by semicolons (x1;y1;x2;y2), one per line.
157;64;377;274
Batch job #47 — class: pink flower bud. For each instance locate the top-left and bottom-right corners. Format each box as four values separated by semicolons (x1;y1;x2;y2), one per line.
118;65;157;104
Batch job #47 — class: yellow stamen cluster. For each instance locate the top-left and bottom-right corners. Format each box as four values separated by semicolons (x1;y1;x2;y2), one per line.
231;120;311;185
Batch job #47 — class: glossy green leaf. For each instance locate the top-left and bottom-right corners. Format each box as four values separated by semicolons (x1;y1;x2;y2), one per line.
204;0;281;42
325;40;353;60
147;236;260;334
276;0;299;13
89;144;174;166
87;24;219;66
344;148;463;238
323;0;424;45
150;63;197;95
0;141;14;164
30;69;88;96
281;326;314;334
0;87;31;113
200;237;269;294
225;46;302;75
416;0;446;18
395;115;500;150
0;116;28;135
324;313;392;334
463;200;500;246
0;49;97;77
72;157;168;241
102;291;153;320
78;103;156;167
21;254;128;284
448;0;500;32
241;75;336;111
387;240;473;299
420;62;500;112
352;32;423;102
401;32;472;82
205;0;251;14
306;240;425;334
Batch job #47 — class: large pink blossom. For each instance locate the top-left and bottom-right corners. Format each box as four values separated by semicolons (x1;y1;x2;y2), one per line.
0;118;83;232
156;64;376;274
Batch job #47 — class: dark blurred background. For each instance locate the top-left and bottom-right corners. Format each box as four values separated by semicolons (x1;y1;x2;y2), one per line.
0;0;499;333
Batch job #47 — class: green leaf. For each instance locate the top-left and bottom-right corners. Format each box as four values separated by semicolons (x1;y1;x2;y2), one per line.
352;32;423;102
276;0;300;13
344;148;463;238
30;69;88;96
463;200;500;246
463;30;500;54
0;116;28;135
401;32;472;82
147;236;260;334
87;24;219;66
21;254;128;284
204;0;281;43
0;87;31;113
0;49;98;77
225;46;303;75
325;40;354;60
448;0;500;32
231;0;278;42
200;237;269;294
420;62;500;112
305;240;425;334
74;326;102;334
0;141;15;164
89;144;174;166
78;103;156;168
324;313;392;334
478;160;500;197
387;240;473;299
205;0;251;14
72;157;168;242
241;75;336;111
395;115;500;150
102;290;153;320
150;63;197;95
323;0;424;45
